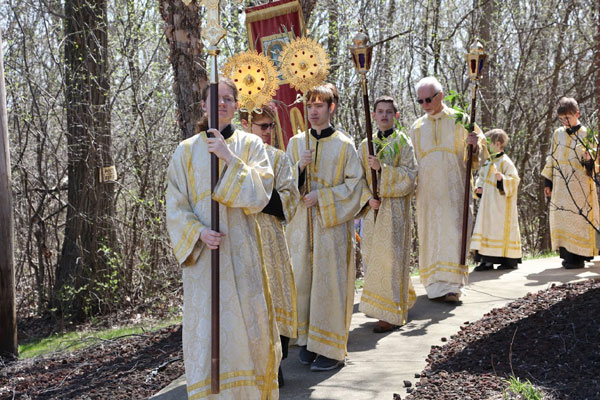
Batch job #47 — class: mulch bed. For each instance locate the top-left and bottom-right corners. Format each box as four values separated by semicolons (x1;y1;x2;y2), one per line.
404;279;600;400
3;279;600;399
0;325;184;399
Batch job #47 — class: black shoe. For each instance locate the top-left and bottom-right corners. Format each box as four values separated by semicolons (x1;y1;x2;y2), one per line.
278;366;284;387
310;355;344;371
298;346;317;365
474;262;494;271
564;261;585;269
497;263;517;270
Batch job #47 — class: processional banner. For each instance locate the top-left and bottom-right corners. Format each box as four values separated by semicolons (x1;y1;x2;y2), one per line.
245;0;306;148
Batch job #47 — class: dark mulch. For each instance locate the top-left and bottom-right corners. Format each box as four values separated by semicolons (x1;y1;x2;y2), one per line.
404;279;600;400
3;280;600;399
0;325;184;399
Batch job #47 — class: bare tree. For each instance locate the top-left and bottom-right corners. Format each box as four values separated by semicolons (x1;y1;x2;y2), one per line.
159;0;206;140
53;0;118;321
0;28;17;357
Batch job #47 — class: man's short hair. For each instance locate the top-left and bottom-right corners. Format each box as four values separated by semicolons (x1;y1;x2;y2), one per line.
557;97;579;116
306;85;334;106
415;76;443;94
323;82;339;106
373;95;398;113
486;128;509;149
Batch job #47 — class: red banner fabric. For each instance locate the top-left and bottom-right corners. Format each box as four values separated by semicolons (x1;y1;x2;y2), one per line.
245;0;306;149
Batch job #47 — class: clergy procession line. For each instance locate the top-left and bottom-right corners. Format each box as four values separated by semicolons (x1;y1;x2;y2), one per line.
165;77;598;399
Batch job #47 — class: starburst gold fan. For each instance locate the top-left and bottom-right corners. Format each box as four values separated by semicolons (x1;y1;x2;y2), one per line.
222;50;280;112
279;37;330;93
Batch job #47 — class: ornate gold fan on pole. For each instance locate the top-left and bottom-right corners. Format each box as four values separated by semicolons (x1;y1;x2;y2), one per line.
223;50;280;113
279;36;330;271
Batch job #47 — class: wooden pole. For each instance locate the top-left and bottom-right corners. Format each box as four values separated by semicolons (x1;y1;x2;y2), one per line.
360;74;379;220
460;83;478;266
303;97;313;270
207;46;220;395
0;28;17;357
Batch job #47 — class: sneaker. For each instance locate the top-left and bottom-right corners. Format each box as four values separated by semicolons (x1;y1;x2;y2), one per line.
298;346;317;365
497;263;517;270
474;262;494;271
310;355;344;371
278;366;284;387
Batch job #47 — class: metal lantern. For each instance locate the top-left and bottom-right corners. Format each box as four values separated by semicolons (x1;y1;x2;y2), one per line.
465;40;487;81
349;31;373;74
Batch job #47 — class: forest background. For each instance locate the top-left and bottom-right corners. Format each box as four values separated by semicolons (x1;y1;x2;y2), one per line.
1;0;597;327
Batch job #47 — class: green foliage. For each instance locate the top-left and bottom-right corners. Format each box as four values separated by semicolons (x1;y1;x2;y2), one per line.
373;119;409;160
582;128;599;157
444;90;474;133
503;376;542;400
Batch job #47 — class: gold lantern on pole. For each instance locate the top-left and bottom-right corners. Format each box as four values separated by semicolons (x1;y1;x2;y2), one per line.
459;40;488;267
349;31;379;219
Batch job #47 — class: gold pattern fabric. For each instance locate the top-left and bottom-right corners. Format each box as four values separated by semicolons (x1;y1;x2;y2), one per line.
358;132;418;325
285;130;363;361
409;105;486;298
471;154;522;259
166;129;281;400
257;144;300;339
541;126;599;257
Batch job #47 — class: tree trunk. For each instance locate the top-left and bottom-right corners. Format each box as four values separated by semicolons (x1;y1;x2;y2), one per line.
478;0;494;130
54;0;117;321
159;0;206;140
301;0;318;26
0;28;17;357
326;0;339;81
536;2;575;251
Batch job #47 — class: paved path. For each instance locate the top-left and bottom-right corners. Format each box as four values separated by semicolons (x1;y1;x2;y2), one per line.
150;257;600;399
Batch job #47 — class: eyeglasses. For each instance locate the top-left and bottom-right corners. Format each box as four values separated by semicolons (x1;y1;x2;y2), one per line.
417;92;439;104
253;122;276;131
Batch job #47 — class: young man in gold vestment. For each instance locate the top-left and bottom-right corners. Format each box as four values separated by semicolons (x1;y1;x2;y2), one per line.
358;96;418;333
166;78;280;399
286;85;363;371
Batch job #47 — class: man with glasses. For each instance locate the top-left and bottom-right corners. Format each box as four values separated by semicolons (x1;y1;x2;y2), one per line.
409;77;486;303
240;105;300;386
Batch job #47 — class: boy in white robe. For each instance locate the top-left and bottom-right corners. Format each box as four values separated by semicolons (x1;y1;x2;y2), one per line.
471;129;522;271
542;97;599;269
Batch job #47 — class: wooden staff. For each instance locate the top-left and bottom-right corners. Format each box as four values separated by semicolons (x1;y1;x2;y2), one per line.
350;31;378;220
360;74;379;220
207;46;221;394
460;41;487;266
460;83;478;266
303;96;313;268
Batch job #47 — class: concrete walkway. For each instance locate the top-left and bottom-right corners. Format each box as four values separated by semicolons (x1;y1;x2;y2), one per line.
150;257;600;399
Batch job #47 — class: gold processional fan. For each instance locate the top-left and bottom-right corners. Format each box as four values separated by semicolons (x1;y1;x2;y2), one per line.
278;36;330;267
222;50;280;113
279;36;330;94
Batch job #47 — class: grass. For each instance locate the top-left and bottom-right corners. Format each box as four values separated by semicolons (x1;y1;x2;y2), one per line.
18;316;182;359
503;376;543;400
